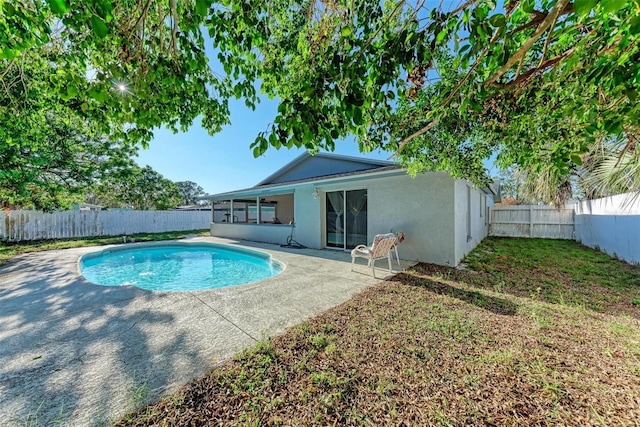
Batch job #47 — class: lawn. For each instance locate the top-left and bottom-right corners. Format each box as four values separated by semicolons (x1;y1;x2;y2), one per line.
115;237;640;426
0;229;210;267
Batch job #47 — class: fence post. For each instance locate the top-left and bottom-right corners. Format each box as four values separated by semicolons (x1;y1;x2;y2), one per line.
529;205;534;238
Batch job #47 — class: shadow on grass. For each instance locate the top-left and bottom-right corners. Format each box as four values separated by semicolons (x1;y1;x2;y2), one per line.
395;271;518;316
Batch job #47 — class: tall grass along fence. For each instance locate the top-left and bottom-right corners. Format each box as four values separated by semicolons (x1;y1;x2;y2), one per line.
489;205;575;239
489;194;640;265
574;193;640;265
0;210;211;242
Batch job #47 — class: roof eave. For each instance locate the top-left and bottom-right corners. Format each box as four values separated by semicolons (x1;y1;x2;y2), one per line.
207;166;405;200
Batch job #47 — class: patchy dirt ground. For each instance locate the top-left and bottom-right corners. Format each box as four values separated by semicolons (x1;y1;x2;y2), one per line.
117;239;640;426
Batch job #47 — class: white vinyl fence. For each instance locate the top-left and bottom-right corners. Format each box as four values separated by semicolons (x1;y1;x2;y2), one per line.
489;205;575;239
0;210;211;242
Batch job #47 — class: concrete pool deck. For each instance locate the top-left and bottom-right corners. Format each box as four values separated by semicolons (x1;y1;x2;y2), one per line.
0;236;415;426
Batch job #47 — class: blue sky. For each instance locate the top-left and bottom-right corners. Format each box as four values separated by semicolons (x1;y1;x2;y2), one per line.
135;96;392;196
135;97;498;195
135;30;394;196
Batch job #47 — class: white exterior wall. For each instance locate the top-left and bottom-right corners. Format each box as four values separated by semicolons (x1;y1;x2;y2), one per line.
453;181;492;265
574;192;640;265
292;185;323;248
575;215;640;265
210;171;493;266
312;172;457;265
210;223;294;245
367;172;457;265
575;193;640;215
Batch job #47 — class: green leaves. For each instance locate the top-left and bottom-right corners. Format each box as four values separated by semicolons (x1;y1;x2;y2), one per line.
574;0;628;18
196;0;211;16
352;107;364;126
574;0;598;17
601;0;625;14
520;0;536;13
2;0;234;209
4;0;640;207
90;15;108;37
488;14;505;28
47;0;70;15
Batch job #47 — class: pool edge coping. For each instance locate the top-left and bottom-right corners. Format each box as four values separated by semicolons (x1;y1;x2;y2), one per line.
76;240;287;291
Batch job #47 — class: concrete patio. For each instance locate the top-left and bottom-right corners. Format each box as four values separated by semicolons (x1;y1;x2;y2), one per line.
0;236;414;426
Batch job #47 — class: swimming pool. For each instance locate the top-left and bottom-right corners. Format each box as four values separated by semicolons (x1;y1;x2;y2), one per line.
79;242;284;291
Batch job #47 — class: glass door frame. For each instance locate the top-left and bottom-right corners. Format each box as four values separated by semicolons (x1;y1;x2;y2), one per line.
325;189;367;251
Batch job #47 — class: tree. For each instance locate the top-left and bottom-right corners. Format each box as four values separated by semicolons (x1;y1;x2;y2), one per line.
497;167;521;201
4;1;639;205
1;1;240;209
176;181;205;206
0;52;137;211
209;0;640;202
0;117;136;210
90;165;181;210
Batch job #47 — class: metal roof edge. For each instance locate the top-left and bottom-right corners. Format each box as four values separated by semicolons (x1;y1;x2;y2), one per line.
207;165;405;199
255;151;397;186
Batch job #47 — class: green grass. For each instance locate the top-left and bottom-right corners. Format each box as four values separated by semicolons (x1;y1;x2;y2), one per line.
115;237;640;426
0;229;209;267
464;237;640;313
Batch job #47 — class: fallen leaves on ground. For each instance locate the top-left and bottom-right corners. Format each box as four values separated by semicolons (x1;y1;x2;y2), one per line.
117;239;640;426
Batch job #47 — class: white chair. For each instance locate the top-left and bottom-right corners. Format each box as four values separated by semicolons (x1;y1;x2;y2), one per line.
390;230;405;266
351;233;397;278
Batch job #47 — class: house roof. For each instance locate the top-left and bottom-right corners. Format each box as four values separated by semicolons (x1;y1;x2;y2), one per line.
206;151;498;200
255;152;396;186
209;164;404;199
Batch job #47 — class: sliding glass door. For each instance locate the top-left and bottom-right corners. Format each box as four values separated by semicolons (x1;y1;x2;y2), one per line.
326;189;367;250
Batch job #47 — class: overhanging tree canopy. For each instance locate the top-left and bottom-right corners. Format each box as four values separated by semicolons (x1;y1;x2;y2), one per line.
1;0;239;209
211;0;639;201
2;1;638;207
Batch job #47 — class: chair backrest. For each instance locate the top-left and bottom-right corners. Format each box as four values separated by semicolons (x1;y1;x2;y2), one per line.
371;233;397;257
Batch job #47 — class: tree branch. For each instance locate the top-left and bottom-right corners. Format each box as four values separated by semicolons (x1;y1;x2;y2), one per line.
490;47;576;90
616;129;639;167
132;0;153;35
170;0;178;59
441;26;502;107
538;10;559;67
450;0;478;15
389;117;441;160
510;3;575;35
350;0;406;66
484;0;571;87
395;24;502;155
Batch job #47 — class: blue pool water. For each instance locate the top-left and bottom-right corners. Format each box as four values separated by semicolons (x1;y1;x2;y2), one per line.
79;243;284;291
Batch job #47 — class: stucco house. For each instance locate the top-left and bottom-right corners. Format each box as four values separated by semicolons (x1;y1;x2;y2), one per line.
208;152;496;266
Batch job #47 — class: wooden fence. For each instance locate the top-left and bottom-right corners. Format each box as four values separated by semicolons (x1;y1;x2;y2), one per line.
0;210;211;242
489;205;575;239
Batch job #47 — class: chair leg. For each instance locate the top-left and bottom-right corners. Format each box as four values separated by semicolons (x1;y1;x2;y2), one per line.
371;258;376;278
388;254;392;272
394;247;400;266
351;256;355;271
